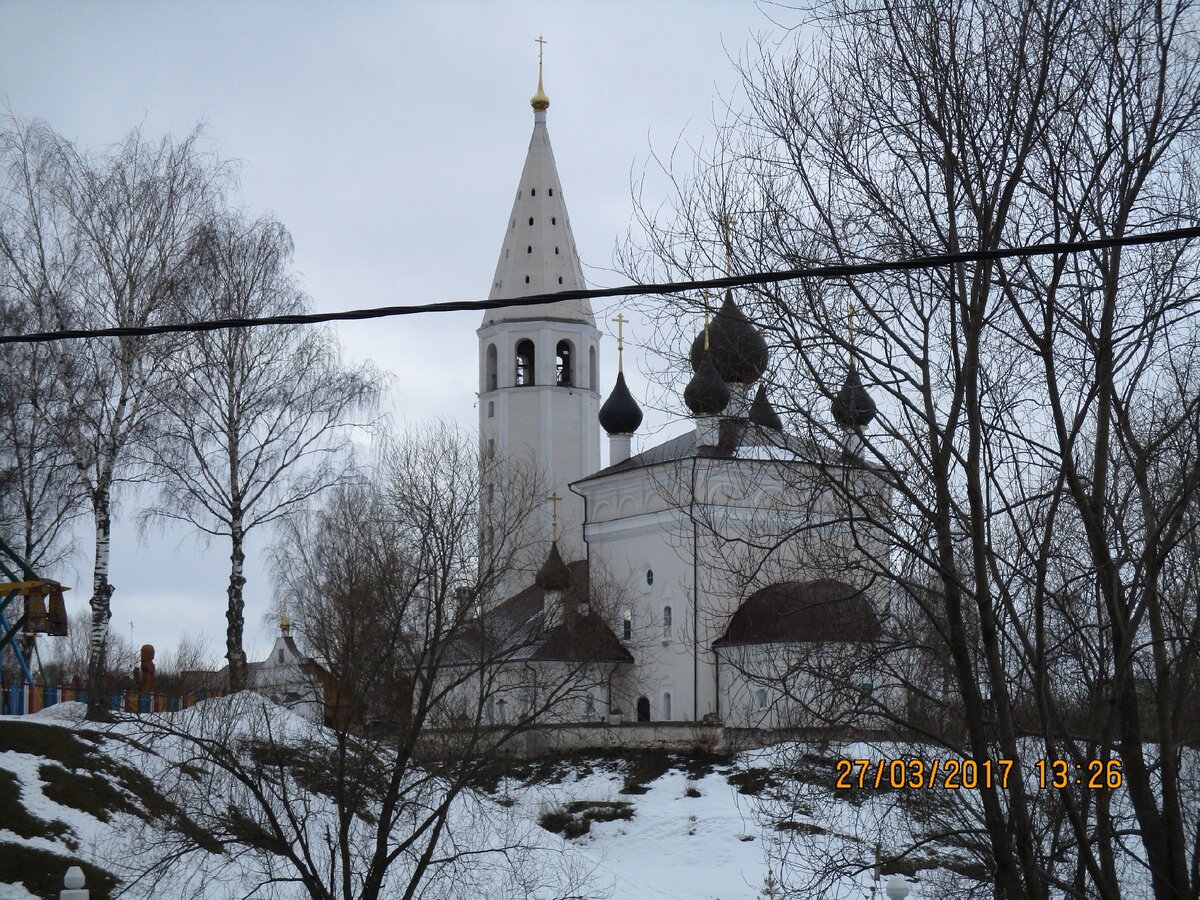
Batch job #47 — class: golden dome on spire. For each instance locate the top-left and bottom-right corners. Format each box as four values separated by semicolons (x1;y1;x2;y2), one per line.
531;34;550;111
531;79;550;111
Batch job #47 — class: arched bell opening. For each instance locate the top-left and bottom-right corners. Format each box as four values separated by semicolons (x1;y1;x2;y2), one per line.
515;339;535;386
556;339;574;387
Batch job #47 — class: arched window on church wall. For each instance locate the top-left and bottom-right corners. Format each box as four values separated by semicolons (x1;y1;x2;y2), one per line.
662;691;672;720
515;339;535;386
485;343;498;391
662;605;672;639
556;340;574;386
589;345;597;390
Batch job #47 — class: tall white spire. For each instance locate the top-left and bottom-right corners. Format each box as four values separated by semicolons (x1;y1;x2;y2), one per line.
477;47;602;589
482;53;593;327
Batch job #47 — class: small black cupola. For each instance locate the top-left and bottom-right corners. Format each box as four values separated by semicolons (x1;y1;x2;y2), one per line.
535;540;572;593
599;371;643;435
684;347;731;415
689;290;769;386
831;365;877;429
749;385;783;431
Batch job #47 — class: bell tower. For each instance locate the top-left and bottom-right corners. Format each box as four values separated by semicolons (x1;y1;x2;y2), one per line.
478;40;600;577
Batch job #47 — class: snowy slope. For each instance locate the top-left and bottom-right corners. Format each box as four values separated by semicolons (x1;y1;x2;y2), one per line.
2;702;918;900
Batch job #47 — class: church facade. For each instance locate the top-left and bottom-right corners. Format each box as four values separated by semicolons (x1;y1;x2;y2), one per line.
474;65;888;733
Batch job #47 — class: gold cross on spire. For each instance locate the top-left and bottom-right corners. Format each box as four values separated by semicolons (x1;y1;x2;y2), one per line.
531;35;550;111
547;492;561;542
701;290;711;351
612;313;629;372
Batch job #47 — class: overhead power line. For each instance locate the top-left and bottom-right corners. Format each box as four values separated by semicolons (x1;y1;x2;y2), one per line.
3;225;1199;345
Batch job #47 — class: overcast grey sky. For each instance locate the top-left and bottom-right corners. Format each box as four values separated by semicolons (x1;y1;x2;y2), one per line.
0;1;777;665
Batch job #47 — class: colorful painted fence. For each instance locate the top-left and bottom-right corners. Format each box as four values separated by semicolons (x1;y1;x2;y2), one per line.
1;684;224;716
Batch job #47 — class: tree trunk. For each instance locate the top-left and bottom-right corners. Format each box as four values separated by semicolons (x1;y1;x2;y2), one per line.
85;491;114;721
226;519;248;693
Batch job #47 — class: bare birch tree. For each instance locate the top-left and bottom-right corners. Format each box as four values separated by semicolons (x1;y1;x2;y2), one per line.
0;118;225;719
141;211;382;692
0;282;83;571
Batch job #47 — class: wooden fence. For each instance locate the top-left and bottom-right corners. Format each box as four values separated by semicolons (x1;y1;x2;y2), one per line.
0;683;223;716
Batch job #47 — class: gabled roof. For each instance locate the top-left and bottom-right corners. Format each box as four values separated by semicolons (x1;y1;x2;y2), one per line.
447;560;632;665
713;579;881;647
202;635;330;692
575;419;844;485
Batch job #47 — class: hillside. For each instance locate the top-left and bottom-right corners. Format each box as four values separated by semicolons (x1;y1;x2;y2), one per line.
0;701;1008;899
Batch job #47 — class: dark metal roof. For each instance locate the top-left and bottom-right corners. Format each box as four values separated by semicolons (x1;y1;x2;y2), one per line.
688;290;770;385
535;540;572;592
449;560;633;665
832;364;877;429
575;421;845;485
749;385;783;431
683;348;731;415
532;610;634;663
598;370;644;435
713;579;881;647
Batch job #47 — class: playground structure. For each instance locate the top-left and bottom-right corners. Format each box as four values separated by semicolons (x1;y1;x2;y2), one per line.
0;535;69;688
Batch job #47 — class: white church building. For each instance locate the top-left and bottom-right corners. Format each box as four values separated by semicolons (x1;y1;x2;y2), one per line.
473;64;888;733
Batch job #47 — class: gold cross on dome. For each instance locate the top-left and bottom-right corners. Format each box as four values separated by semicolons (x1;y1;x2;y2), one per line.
848;301;856;357
547;491;562;541
701;290;711;351
719;214;734;276
535;34;547;66
612;313;629;371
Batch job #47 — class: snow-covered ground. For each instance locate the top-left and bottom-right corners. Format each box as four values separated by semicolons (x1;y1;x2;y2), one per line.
497;762;771;899
6;699;1160;899
1;700;921;899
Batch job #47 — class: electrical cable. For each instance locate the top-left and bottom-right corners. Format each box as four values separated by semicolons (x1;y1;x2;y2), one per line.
2;224;1198;345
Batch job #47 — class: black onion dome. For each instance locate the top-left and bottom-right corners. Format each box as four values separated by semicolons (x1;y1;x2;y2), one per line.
749;385;783;431
598;371;643;435
831;365;877;429
684;348;731;415
535;541;572;592
689;291;769;385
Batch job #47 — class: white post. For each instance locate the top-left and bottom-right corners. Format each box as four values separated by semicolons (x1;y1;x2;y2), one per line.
61;866;88;899
609;433;632;465
696;415;720;447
